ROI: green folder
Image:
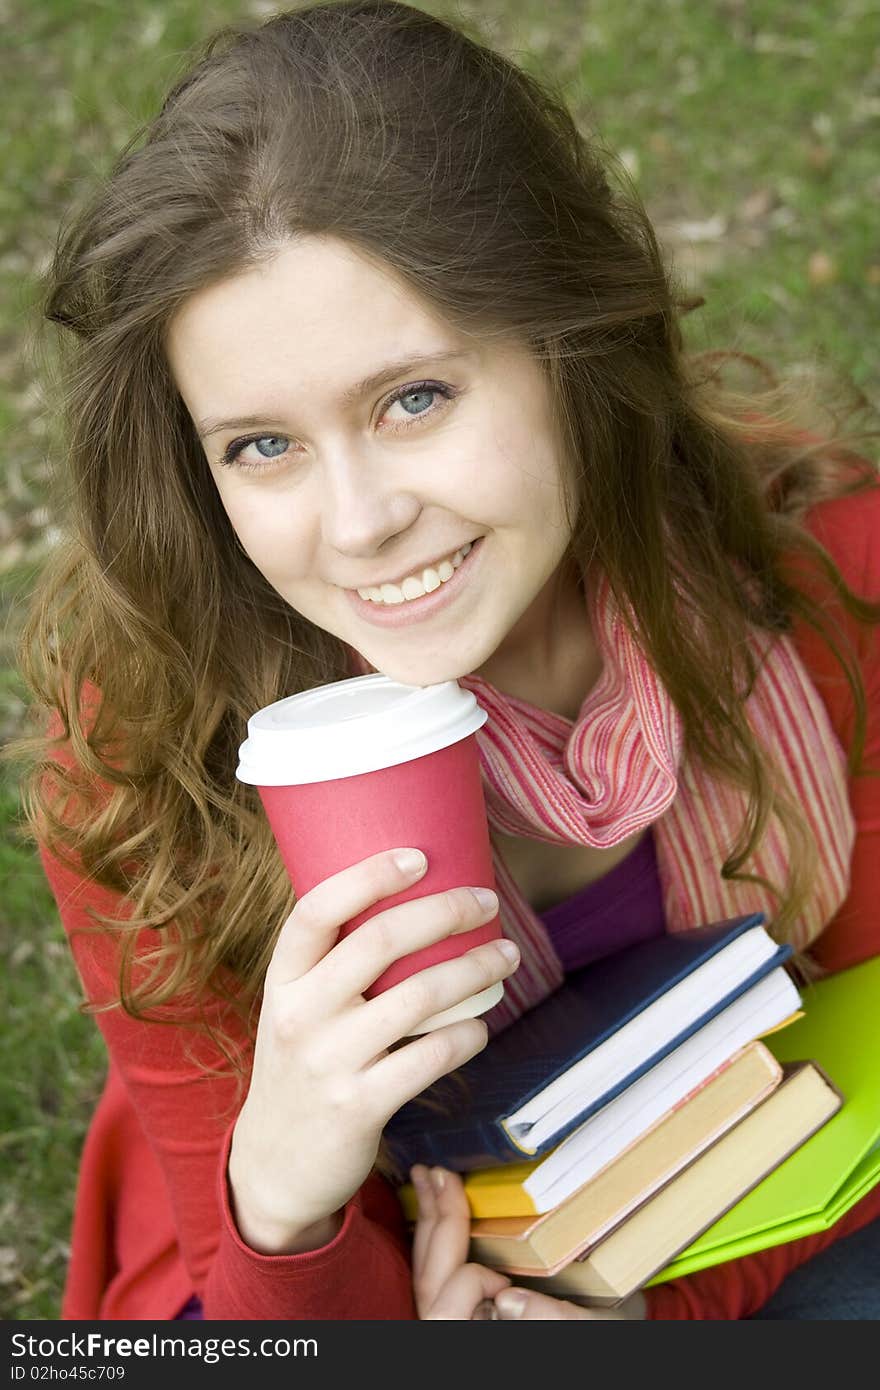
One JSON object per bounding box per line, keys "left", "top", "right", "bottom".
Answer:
{"left": 646, "top": 953, "right": 880, "bottom": 1286}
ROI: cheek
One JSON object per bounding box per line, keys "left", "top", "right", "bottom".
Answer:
{"left": 474, "top": 402, "right": 569, "bottom": 517}
{"left": 480, "top": 450, "right": 569, "bottom": 531}
{"left": 214, "top": 481, "right": 312, "bottom": 580}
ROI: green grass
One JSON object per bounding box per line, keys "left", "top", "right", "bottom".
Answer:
{"left": 2, "top": 0, "right": 878, "bottom": 1320}
{"left": 1, "top": 754, "right": 107, "bottom": 1319}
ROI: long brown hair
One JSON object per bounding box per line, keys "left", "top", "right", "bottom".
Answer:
{"left": 6, "top": 2, "right": 879, "bottom": 1111}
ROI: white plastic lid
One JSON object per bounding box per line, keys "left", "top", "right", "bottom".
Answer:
{"left": 235, "top": 673, "right": 488, "bottom": 785}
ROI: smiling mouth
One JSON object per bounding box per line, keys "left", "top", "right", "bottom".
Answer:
{"left": 352, "top": 540, "right": 477, "bottom": 605}
{"left": 344, "top": 536, "right": 484, "bottom": 625}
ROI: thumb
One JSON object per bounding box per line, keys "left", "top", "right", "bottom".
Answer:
{"left": 494, "top": 1287, "right": 594, "bottom": 1320}
{"left": 494, "top": 1287, "right": 645, "bottom": 1320}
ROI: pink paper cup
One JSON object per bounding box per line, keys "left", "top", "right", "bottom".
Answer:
{"left": 236, "top": 674, "right": 504, "bottom": 1033}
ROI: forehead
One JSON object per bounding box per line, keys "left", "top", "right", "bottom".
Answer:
{"left": 166, "top": 237, "right": 457, "bottom": 374}
{"left": 163, "top": 239, "right": 487, "bottom": 436}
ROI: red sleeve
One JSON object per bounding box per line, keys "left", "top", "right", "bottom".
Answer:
{"left": 39, "top": 755, "right": 416, "bottom": 1320}
{"left": 646, "top": 484, "right": 880, "bottom": 1320}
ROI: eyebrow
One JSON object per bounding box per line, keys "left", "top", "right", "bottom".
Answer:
{"left": 195, "top": 350, "right": 474, "bottom": 439}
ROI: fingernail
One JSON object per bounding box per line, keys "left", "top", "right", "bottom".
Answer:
{"left": 430, "top": 1167, "right": 447, "bottom": 1193}
{"left": 472, "top": 887, "right": 498, "bottom": 913}
{"left": 410, "top": 1165, "right": 427, "bottom": 1189}
{"left": 495, "top": 1289, "right": 526, "bottom": 1318}
{"left": 395, "top": 848, "right": 426, "bottom": 875}
{"left": 496, "top": 939, "right": 520, "bottom": 964}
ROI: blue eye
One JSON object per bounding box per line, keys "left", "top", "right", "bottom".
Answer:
{"left": 380, "top": 381, "right": 457, "bottom": 429}
{"left": 217, "top": 379, "right": 458, "bottom": 472}
{"left": 217, "top": 435, "right": 291, "bottom": 472}
{"left": 390, "top": 386, "right": 441, "bottom": 418}
{"left": 248, "top": 436, "right": 287, "bottom": 458}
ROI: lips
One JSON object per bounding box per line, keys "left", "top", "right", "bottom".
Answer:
{"left": 355, "top": 542, "right": 474, "bottom": 605}
{"left": 349, "top": 541, "right": 477, "bottom": 598}
{"left": 343, "top": 536, "right": 484, "bottom": 629}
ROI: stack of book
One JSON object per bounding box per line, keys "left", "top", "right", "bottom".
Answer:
{"left": 387, "top": 918, "right": 880, "bottom": 1307}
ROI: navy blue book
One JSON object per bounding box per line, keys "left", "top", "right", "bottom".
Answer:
{"left": 383, "top": 913, "right": 795, "bottom": 1174}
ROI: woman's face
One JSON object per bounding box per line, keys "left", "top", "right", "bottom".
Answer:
{"left": 166, "top": 236, "right": 576, "bottom": 688}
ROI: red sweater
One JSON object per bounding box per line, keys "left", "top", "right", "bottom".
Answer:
{"left": 41, "top": 487, "right": 880, "bottom": 1321}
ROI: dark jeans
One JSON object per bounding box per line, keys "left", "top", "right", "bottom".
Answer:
{"left": 749, "top": 1216, "right": 880, "bottom": 1320}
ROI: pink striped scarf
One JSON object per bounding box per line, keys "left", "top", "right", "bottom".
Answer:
{"left": 351, "top": 569, "right": 855, "bottom": 1036}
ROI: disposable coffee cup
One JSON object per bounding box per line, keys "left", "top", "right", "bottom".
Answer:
{"left": 235, "top": 674, "right": 505, "bottom": 1033}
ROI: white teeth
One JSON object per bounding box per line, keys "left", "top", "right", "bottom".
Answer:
{"left": 356, "top": 541, "right": 475, "bottom": 605}
{"left": 379, "top": 583, "right": 405, "bottom": 605}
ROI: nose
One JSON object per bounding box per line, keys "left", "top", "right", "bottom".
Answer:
{"left": 319, "top": 447, "right": 420, "bottom": 558}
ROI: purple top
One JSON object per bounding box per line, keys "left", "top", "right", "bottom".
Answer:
{"left": 537, "top": 827, "right": 666, "bottom": 971}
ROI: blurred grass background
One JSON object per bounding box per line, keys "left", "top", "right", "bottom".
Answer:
{"left": 2, "top": 0, "right": 878, "bottom": 1319}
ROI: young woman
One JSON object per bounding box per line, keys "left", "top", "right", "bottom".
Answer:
{"left": 8, "top": 1, "right": 879, "bottom": 1320}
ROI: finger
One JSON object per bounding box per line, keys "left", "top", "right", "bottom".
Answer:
{"left": 308, "top": 883, "right": 501, "bottom": 1010}
{"left": 470, "top": 1298, "right": 500, "bottom": 1320}
{"left": 409, "top": 1165, "right": 439, "bottom": 1286}
{"left": 494, "top": 1288, "right": 586, "bottom": 1320}
{"left": 367, "top": 1014, "right": 491, "bottom": 1114}
{"left": 267, "top": 847, "right": 428, "bottom": 984}
{"left": 411, "top": 1168, "right": 472, "bottom": 1309}
{"left": 339, "top": 936, "right": 517, "bottom": 1063}
{"left": 421, "top": 1263, "right": 512, "bottom": 1320}
{"left": 494, "top": 1287, "right": 635, "bottom": 1320}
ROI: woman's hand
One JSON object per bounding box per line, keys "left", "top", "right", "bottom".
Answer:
{"left": 411, "top": 1164, "right": 514, "bottom": 1318}
{"left": 411, "top": 1165, "right": 648, "bottom": 1320}
{"left": 227, "top": 848, "right": 519, "bottom": 1254}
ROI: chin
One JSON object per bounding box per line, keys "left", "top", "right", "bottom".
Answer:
{"left": 353, "top": 620, "right": 504, "bottom": 690}
{"left": 364, "top": 646, "right": 480, "bottom": 689}
{"left": 373, "top": 661, "right": 465, "bottom": 689}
